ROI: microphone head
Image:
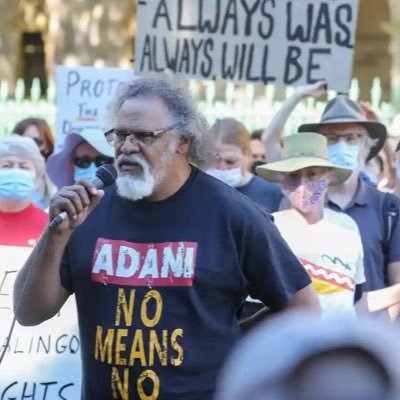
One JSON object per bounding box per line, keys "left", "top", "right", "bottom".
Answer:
{"left": 95, "top": 164, "right": 118, "bottom": 188}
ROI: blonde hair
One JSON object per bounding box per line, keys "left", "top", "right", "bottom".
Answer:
{"left": 211, "top": 118, "right": 251, "bottom": 154}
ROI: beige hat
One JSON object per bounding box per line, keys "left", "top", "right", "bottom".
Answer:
{"left": 256, "top": 132, "right": 352, "bottom": 185}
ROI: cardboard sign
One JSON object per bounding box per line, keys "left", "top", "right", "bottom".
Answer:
{"left": 135, "top": 0, "right": 359, "bottom": 91}
{"left": 0, "top": 246, "right": 81, "bottom": 399}
{"left": 55, "top": 66, "right": 134, "bottom": 151}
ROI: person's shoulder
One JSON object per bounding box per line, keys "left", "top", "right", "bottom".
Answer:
{"left": 324, "top": 208, "right": 360, "bottom": 233}
{"left": 197, "top": 170, "right": 272, "bottom": 220}
{"left": 272, "top": 209, "right": 291, "bottom": 222}
{"left": 27, "top": 205, "right": 49, "bottom": 228}
{"left": 251, "top": 175, "right": 281, "bottom": 189}
{"left": 30, "top": 204, "right": 48, "bottom": 219}
{"left": 270, "top": 209, "right": 292, "bottom": 229}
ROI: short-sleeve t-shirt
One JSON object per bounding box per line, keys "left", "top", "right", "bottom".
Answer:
{"left": 273, "top": 208, "right": 365, "bottom": 318}
{"left": 236, "top": 175, "right": 282, "bottom": 213}
{"left": 60, "top": 167, "right": 310, "bottom": 400}
{"left": 327, "top": 179, "right": 400, "bottom": 291}
{"left": 0, "top": 204, "right": 48, "bottom": 247}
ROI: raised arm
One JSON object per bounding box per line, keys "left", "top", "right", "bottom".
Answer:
{"left": 13, "top": 181, "right": 104, "bottom": 326}
{"left": 263, "top": 80, "right": 327, "bottom": 162}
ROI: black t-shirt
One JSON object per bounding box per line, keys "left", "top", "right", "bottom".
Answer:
{"left": 236, "top": 175, "right": 283, "bottom": 213}
{"left": 60, "top": 167, "right": 310, "bottom": 400}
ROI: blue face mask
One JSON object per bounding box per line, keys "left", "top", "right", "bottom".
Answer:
{"left": 206, "top": 168, "right": 243, "bottom": 187}
{"left": 74, "top": 163, "right": 97, "bottom": 183}
{"left": 328, "top": 142, "right": 359, "bottom": 170}
{"left": 0, "top": 169, "right": 35, "bottom": 201}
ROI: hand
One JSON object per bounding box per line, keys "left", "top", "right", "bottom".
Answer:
{"left": 359, "top": 101, "right": 380, "bottom": 121}
{"left": 49, "top": 180, "right": 104, "bottom": 232}
{"left": 294, "top": 80, "right": 327, "bottom": 100}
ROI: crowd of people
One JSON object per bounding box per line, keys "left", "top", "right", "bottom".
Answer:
{"left": 3, "top": 77, "right": 400, "bottom": 399}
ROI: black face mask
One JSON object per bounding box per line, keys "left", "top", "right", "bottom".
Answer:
{"left": 251, "top": 161, "right": 266, "bottom": 175}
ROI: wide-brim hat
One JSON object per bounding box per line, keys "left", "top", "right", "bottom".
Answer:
{"left": 298, "top": 95, "right": 387, "bottom": 160}
{"left": 46, "top": 128, "right": 114, "bottom": 189}
{"left": 256, "top": 132, "right": 352, "bottom": 185}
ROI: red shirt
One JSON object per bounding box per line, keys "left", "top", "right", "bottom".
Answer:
{"left": 0, "top": 204, "right": 48, "bottom": 247}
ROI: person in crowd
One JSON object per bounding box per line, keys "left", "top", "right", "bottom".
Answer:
{"left": 0, "top": 135, "right": 48, "bottom": 247}
{"left": 215, "top": 312, "right": 400, "bottom": 400}
{"left": 258, "top": 132, "right": 400, "bottom": 317}
{"left": 262, "top": 86, "right": 400, "bottom": 321}
{"left": 46, "top": 128, "right": 114, "bottom": 190}
{"left": 14, "top": 78, "right": 319, "bottom": 400}
{"left": 391, "top": 139, "right": 400, "bottom": 198}
{"left": 362, "top": 155, "right": 385, "bottom": 187}
{"left": 13, "top": 117, "right": 56, "bottom": 209}
{"left": 13, "top": 117, "right": 55, "bottom": 160}
{"left": 257, "top": 132, "right": 364, "bottom": 318}
{"left": 206, "top": 118, "right": 282, "bottom": 213}
{"left": 249, "top": 129, "right": 267, "bottom": 173}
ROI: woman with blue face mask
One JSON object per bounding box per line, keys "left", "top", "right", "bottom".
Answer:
{"left": 46, "top": 128, "right": 114, "bottom": 190}
{"left": 0, "top": 135, "right": 49, "bottom": 247}
{"left": 206, "top": 118, "right": 283, "bottom": 213}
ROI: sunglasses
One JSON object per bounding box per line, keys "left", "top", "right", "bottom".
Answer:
{"left": 73, "top": 155, "right": 114, "bottom": 169}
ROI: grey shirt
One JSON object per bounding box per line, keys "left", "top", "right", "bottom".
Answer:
{"left": 327, "top": 179, "right": 400, "bottom": 291}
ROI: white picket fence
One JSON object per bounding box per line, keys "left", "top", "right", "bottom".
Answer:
{"left": 0, "top": 77, "right": 396, "bottom": 137}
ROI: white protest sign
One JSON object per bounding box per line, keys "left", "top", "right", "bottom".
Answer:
{"left": 136, "top": 0, "right": 359, "bottom": 92}
{"left": 55, "top": 66, "right": 134, "bottom": 151}
{"left": 0, "top": 246, "right": 81, "bottom": 400}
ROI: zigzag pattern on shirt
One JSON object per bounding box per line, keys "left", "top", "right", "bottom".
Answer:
{"left": 299, "top": 258, "right": 355, "bottom": 291}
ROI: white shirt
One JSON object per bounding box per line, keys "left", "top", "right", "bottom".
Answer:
{"left": 273, "top": 208, "right": 365, "bottom": 318}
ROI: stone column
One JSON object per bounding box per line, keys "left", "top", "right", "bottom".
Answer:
{"left": 353, "top": 0, "right": 391, "bottom": 102}
{"left": 0, "top": 1, "right": 20, "bottom": 89}
{"left": 387, "top": 0, "right": 400, "bottom": 108}
{"left": 45, "top": 0, "right": 136, "bottom": 78}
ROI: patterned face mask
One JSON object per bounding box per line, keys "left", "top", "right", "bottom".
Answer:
{"left": 283, "top": 178, "right": 329, "bottom": 213}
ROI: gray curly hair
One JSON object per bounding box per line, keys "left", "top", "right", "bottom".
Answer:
{"left": 107, "top": 78, "right": 215, "bottom": 169}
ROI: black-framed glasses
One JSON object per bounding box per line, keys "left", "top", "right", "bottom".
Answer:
{"left": 104, "top": 125, "right": 177, "bottom": 148}
{"left": 73, "top": 155, "right": 114, "bottom": 169}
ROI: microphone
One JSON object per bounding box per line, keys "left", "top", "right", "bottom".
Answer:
{"left": 48, "top": 164, "right": 117, "bottom": 230}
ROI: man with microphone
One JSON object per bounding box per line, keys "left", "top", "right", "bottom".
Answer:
{"left": 14, "top": 78, "right": 319, "bottom": 400}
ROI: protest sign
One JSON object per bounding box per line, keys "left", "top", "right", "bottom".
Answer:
{"left": 55, "top": 66, "right": 134, "bottom": 151}
{"left": 0, "top": 246, "right": 81, "bottom": 399}
{"left": 135, "top": 0, "right": 359, "bottom": 92}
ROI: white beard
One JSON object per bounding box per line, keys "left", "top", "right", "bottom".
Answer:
{"left": 115, "top": 141, "right": 177, "bottom": 201}
{"left": 116, "top": 166, "right": 155, "bottom": 201}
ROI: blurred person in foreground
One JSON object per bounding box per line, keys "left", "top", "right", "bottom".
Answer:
{"left": 215, "top": 311, "right": 400, "bottom": 400}
{"left": 46, "top": 128, "right": 114, "bottom": 190}
{"left": 14, "top": 78, "right": 318, "bottom": 399}
{"left": 207, "top": 118, "right": 282, "bottom": 213}
{"left": 0, "top": 135, "right": 48, "bottom": 247}
{"left": 13, "top": 117, "right": 54, "bottom": 160}
{"left": 262, "top": 83, "right": 400, "bottom": 321}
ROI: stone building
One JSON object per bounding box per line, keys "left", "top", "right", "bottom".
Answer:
{"left": 0, "top": 0, "right": 399, "bottom": 103}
